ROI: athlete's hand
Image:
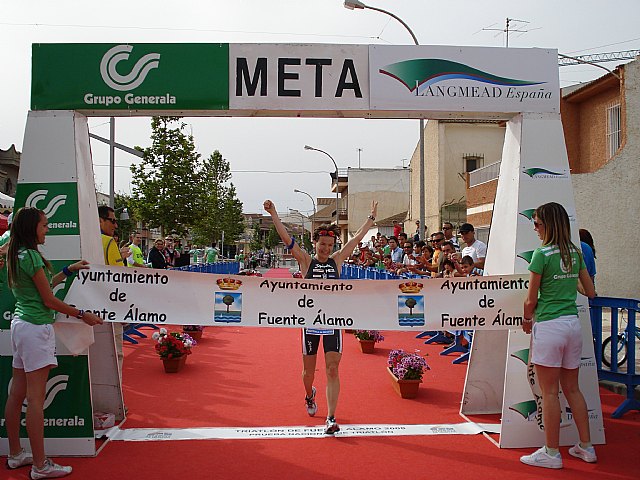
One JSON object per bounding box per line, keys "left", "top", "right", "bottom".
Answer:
{"left": 263, "top": 200, "right": 277, "bottom": 215}
{"left": 370, "top": 200, "right": 378, "bottom": 219}
{"left": 522, "top": 318, "right": 533, "bottom": 334}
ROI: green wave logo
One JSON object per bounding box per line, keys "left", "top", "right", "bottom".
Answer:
{"left": 509, "top": 400, "right": 538, "bottom": 420}
{"left": 522, "top": 168, "right": 564, "bottom": 178}
{"left": 517, "top": 250, "right": 535, "bottom": 264}
{"left": 510, "top": 348, "right": 530, "bottom": 365}
{"left": 518, "top": 209, "right": 536, "bottom": 221}
{"left": 379, "top": 58, "right": 544, "bottom": 92}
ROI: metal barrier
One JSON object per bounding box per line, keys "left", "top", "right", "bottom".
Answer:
{"left": 340, "top": 264, "right": 429, "bottom": 280}
{"left": 589, "top": 296, "right": 640, "bottom": 418}
{"left": 174, "top": 261, "right": 240, "bottom": 275}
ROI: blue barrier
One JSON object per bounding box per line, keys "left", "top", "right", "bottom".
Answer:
{"left": 589, "top": 296, "right": 640, "bottom": 418}
{"left": 173, "top": 261, "right": 240, "bottom": 274}
{"left": 340, "top": 264, "right": 430, "bottom": 280}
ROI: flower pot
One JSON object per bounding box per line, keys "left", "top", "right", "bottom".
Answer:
{"left": 184, "top": 329, "right": 203, "bottom": 342}
{"left": 387, "top": 367, "right": 421, "bottom": 399}
{"left": 162, "top": 355, "right": 187, "bottom": 373}
{"left": 358, "top": 339, "right": 376, "bottom": 354}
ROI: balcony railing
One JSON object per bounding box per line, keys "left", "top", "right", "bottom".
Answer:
{"left": 468, "top": 161, "right": 501, "bottom": 187}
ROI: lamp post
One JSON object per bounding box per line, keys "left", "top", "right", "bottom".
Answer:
{"left": 294, "top": 188, "right": 316, "bottom": 233}
{"left": 344, "top": 0, "right": 425, "bottom": 240}
{"left": 304, "top": 145, "right": 339, "bottom": 230}
{"left": 289, "top": 209, "right": 306, "bottom": 247}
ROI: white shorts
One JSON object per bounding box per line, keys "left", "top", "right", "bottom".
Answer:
{"left": 11, "top": 317, "right": 58, "bottom": 372}
{"left": 530, "top": 315, "right": 582, "bottom": 369}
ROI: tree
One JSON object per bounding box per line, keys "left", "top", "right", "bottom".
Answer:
{"left": 405, "top": 297, "right": 417, "bottom": 314}
{"left": 264, "top": 225, "right": 280, "bottom": 250}
{"left": 190, "top": 150, "right": 244, "bottom": 248}
{"left": 130, "top": 117, "right": 203, "bottom": 237}
{"left": 250, "top": 222, "right": 263, "bottom": 251}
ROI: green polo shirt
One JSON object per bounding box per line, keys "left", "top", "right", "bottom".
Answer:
{"left": 528, "top": 244, "right": 586, "bottom": 322}
{"left": 12, "top": 248, "right": 55, "bottom": 325}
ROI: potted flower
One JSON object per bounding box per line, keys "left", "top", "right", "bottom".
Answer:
{"left": 387, "top": 349, "right": 430, "bottom": 398}
{"left": 152, "top": 328, "right": 196, "bottom": 373}
{"left": 353, "top": 330, "right": 384, "bottom": 354}
{"left": 182, "top": 325, "right": 205, "bottom": 342}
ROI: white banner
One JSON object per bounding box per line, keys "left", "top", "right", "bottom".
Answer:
{"left": 107, "top": 422, "right": 501, "bottom": 441}
{"left": 61, "top": 265, "right": 529, "bottom": 332}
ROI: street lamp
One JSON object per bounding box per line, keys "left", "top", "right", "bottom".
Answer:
{"left": 294, "top": 188, "right": 316, "bottom": 233}
{"left": 344, "top": 0, "right": 425, "bottom": 240}
{"left": 304, "top": 145, "right": 339, "bottom": 230}
{"left": 288, "top": 209, "right": 306, "bottom": 245}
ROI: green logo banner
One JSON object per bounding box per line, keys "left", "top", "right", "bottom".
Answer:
{"left": 14, "top": 182, "right": 79, "bottom": 236}
{"left": 0, "top": 355, "right": 93, "bottom": 438}
{"left": 32, "top": 43, "right": 229, "bottom": 111}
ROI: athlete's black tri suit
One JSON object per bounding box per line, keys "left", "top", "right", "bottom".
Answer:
{"left": 302, "top": 257, "right": 343, "bottom": 355}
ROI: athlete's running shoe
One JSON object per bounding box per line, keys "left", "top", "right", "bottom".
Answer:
{"left": 520, "top": 446, "right": 563, "bottom": 469}
{"left": 305, "top": 386, "right": 317, "bottom": 417}
{"left": 6, "top": 448, "right": 33, "bottom": 469}
{"left": 325, "top": 416, "right": 340, "bottom": 435}
{"left": 569, "top": 443, "right": 597, "bottom": 463}
{"left": 30, "top": 458, "right": 72, "bottom": 479}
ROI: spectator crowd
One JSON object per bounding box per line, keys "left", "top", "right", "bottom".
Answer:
{"left": 347, "top": 221, "right": 487, "bottom": 279}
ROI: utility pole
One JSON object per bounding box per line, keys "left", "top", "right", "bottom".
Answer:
{"left": 357, "top": 148, "right": 363, "bottom": 168}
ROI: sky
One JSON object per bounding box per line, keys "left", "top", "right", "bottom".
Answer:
{"left": 2, "top": 0, "right": 639, "bottom": 217}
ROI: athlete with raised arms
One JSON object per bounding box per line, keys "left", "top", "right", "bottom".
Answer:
{"left": 264, "top": 199, "right": 377, "bottom": 434}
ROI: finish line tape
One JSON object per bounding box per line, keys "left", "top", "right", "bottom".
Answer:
{"left": 106, "top": 422, "right": 501, "bottom": 441}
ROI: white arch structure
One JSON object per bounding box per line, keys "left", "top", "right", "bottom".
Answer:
{"left": 0, "top": 43, "right": 603, "bottom": 455}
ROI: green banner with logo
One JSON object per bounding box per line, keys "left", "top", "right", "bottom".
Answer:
{"left": 14, "top": 182, "right": 79, "bottom": 236}
{"left": 0, "top": 355, "right": 93, "bottom": 438}
{"left": 32, "top": 43, "right": 229, "bottom": 111}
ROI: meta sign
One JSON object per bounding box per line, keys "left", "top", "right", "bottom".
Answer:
{"left": 31, "top": 43, "right": 558, "bottom": 118}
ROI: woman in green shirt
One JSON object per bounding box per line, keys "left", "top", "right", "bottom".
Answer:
{"left": 4, "top": 207, "right": 102, "bottom": 479}
{"left": 520, "top": 202, "right": 596, "bottom": 470}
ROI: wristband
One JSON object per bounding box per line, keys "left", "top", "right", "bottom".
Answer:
{"left": 368, "top": 215, "right": 375, "bottom": 221}
{"left": 76, "top": 309, "right": 85, "bottom": 319}
{"left": 62, "top": 266, "right": 74, "bottom": 277}
{"left": 287, "top": 237, "right": 295, "bottom": 250}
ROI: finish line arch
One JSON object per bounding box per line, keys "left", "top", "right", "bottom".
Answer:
{"left": 0, "top": 42, "right": 603, "bottom": 455}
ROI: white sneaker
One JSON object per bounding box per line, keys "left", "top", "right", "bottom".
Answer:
{"left": 325, "top": 416, "right": 340, "bottom": 435}
{"left": 305, "top": 386, "right": 317, "bottom": 417}
{"left": 30, "top": 458, "right": 72, "bottom": 479}
{"left": 569, "top": 443, "right": 597, "bottom": 463}
{"left": 520, "top": 446, "right": 563, "bottom": 469}
{"left": 6, "top": 448, "right": 33, "bottom": 469}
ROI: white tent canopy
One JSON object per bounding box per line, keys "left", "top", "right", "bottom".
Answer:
{"left": 0, "top": 191, "right": 14, "bottom": 208}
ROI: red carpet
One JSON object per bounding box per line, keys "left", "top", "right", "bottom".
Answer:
{"left": 7, "top": 268, "right": 638, "bottom": 479}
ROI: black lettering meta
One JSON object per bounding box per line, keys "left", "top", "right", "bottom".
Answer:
{"left": 305, "top": 58, "right": 332, "bottom": 97}
{"left": 236, "top": 57, "right": 267, "bottom": 96}
{"left": 336, "top": 59, "right": 362, "bottom": 98}
{"left": 278, "top": 58, "right": 301, "bottom": 97}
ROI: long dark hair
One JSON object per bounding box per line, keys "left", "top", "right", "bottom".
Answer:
{"left": 579, "top": 228, "right": 596, "bottom": 258}
{"left": 534, "top": 202, "right": 581, "bottom": 272}
{"left": 7, "top": 207, "right": 51, "bottom": 288}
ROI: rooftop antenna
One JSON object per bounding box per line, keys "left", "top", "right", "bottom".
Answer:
{"left": 357, "top": 148, "right": 363, "bottom": 168}
{"left": 481, "top": 18, "right": 533, "bottom": 47}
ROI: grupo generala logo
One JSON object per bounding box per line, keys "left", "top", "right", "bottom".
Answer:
{"left": 26, "top": 189, "right": 67, "bottom": 218}
{"left": 522, "top": 167, "right": 568, "bottom": 179}
{"left": 379, "top": 58, "right": 549, "bottom": 102}
{"left": 5, "top": 375, "right": 86, "bottom": 427}
{"left": 100, "top": 44, "right": 160, "bottom": 91}
{"left": 84, "top": 44, "right": 176, "bottom": 107}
